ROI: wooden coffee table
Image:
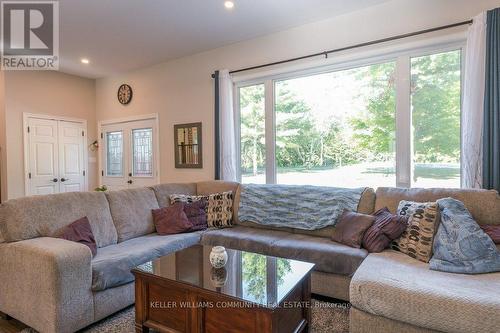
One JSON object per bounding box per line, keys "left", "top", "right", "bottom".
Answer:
{"left": 132, "top": 245, "right": 315, "bottom": 333}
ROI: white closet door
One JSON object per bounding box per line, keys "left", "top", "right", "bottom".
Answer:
{"left": 58, "top": 121, "right": 86, "bottom": 193}
{"left": 27, "top": 118, "right": 60, "bottom": 195}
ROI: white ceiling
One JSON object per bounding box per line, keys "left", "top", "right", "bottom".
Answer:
{"left": 59, "top": 0, "right": 390, "bottom": 78}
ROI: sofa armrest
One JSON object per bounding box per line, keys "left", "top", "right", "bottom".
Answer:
{"left": 0, "top": 237, "right": 94, "bottom": 333}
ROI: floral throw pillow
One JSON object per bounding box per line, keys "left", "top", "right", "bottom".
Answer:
{"left": 170, "top": 191, "right": 233, "bottom": 228}
{"left": 391, "top": 200, "right": 440, "bottom": 263}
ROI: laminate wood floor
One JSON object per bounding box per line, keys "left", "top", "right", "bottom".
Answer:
{"left": 0, "top": 315, "right": 27, "bottom": 333}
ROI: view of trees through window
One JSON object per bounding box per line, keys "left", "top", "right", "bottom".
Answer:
{"left": 411, "top": 51, "right": 461, "bottom": 187}
{"left": 239, "top": 49, "right": 461, "bottom": 188}
{"left": 239, "top": 84, "right": 266, "bottom": 183}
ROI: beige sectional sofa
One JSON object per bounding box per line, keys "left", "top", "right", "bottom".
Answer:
{"left": 350, "top": 187, "right": 500, "bottom": 333}
{"left": 0, "top": 181, "right": 499, "bottom": 333}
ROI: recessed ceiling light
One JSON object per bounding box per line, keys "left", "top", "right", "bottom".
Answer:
{"left": 80, "top": 58, "right": 90, "bottom": 64}
{"left": 224, "top": 1, "right": 234, "bottom": 9}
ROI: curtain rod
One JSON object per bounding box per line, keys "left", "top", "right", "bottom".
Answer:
{"left": 211, "top": 19, "right": 472, "bottom": 78}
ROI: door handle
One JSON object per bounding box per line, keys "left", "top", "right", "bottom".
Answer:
{"left": 52, "top": 178, "right": 58, "bottom": 182}
{"left": 127, "top": 180, "right": 133, "bottom": 184}
{"left": 60, "top": 178, "right": 68, "bottom": 182}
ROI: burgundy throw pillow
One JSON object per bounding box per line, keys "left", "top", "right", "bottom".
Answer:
{"left": 362, "top": 207, "right": 408, "bottom": 253}
{"left": 184, "top": 199, "right": 208, "bottom": 232}
{"left": 152, "top": 202, "right": 193, "bottom": 235}
{"left": 58, "top": 216, "right": 97, "bottom": 257}
{"left": 480, "top": 224, "right": 500, "bottom": 244}
{"left": 332, "top": 210, "right": 375, "bottom": 248}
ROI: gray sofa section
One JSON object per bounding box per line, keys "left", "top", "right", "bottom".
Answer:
{"left": 202, "top": 226, "right": 367, "bottom": 275}
{"left": 105, "top": 187, "right": 159, "bottom": 242}
{"left": 0, "top": 191, "right": 117, "bottom": 247}
{"left": 1, "top": 182, "right": 500, "bottom": 333}
{"left": 91, "top": 232, "right": 202, "bottom": 291}
{"left": 0, "top": 237, "right": 94, "bottom": 333}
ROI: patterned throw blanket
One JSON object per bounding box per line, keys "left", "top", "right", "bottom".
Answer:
{"left": 238, "top": 184, "right": 366, "bottom": 230}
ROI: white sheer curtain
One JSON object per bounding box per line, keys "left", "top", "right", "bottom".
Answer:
{"left": 218, "top": 69, "right": 238, "bottom": 181}
{"left": 462, "top": 13, "right": 487, "bottom": 188}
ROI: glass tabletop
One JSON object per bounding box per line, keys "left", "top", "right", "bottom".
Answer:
{"left": 134, "top": 245, "right": 315, "bottom": 308}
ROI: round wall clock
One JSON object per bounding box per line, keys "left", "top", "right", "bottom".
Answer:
{"left": 117, "top": 84, "right": 133, "bottom": 105}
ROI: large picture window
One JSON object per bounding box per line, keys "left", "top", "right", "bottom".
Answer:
{"left": 411, "top": 50, "right": 461, "bottom": 188}
{"left": 238, "top": 48, "right": 462, "bottom": 188}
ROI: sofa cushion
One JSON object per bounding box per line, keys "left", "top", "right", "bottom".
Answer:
{"left": 0, "top": 192, "right": 117, "bottom": 247}
{"left": 481, "top": 224, "right": 500, "bottom": 244}
{"left": 57, "top": 216, "right": 97, "bottom": 257}
{"left": 362, "top": 207, "right": 408, "bottom": 253}
{"left": 171, "top": 192, "right": 234, "bottom": 228}
{"left": 391, "top": 200, "right": 439, "bottom": 263}
{"left": 201, "top": 225, "right": 284, "bottom": 254}
{"left": 332, "top": 210, "right": 374, "bottom": 248}
{"left": 350, "top": 250, "right": 500, "bottom": 333}
{"left": 375, "top": 187, "right": 500, "bottom": 225}
{"left": 152, "top": 203, "right": 193, "bottom": 235}
{"left": 184, "top": 199, "right": 208, "bottom": 231}
{"left": 91, "top": 232, "right": 202, "bottom": 291}
{"left": 150, "top": 183, "right": 197, "bottom": 208}
{"left": 106, "top": 188, "right": 159, "bottom": 242}
{"left": 201, "top": 226, "right": 368, "bottom": 275}
{"left": 196, "top": 180, "right": 240, "bottom": 213}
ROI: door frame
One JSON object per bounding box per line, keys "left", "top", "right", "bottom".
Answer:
{"left": 23, "top": 112, "right": 89, "bottom": 196}
{"left": 98, "top": 113, "right": 160, "bottom": 187}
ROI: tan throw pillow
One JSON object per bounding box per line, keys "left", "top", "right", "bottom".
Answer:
{"left": 391, "top": 200, "right": 440, "bottom": 263}
{"left": 170, "top": 191, "right": 233, "bottom": 228}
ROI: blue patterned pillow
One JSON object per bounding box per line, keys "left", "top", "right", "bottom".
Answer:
{"left": 430, "top": 198, "right": 500, "bottom": 274}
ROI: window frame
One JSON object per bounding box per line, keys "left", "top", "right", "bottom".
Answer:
{"left": 235, "top": 41, "right": 465, "bottom": 188}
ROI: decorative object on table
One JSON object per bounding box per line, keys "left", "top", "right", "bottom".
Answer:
{"left": 430, "top": 198, "right": 500, "bottom": 274}
{"left": 391, "top": 200, "right": 439, "bottom": 263}
{"left": 170, "top": 191, "right": 233, "bottom": 228}
{"left": 331, "top": 210, "right": 374, "bottom": 248}
{"left": 117, "top": 84, "right": 133, "bottom": 105}
{"left": 174, "top": 122, "right": 202, "bottom": 168}
{"left": 88, "top": 140, "right": 99, "bottom": 152}
{"left": 94, "top": 185, "right": 108, "bottom": 192}
{"left": 362, "top": 207, "right": 409, "bottom": 253}
{"left": 210, "top": 267, "right": 228, "bottom": 288}
{"left": 209, "top": 246, "right": 228, "bottom": 268}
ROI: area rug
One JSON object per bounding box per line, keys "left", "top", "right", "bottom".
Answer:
{"left": 20, "top": 299, "right": 350, "bottom": 333}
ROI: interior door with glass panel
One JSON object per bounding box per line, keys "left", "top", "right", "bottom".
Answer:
{"left": 101, "top": 118, "right": 158, "bottom": 190}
